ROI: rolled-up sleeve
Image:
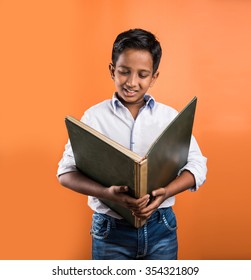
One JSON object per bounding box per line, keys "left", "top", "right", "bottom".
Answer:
{"left": 57, "top": 113, "right": 92, "bottom": 178}
{"left": 57, "top": 139, "right": 78, "bottom": 177}
{"left": 178, "top": 135, "right": 207, "bottom": 191}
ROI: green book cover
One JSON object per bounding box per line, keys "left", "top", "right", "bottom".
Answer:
{"left": 65, "top": 97, "right": 197, "bottom": 228}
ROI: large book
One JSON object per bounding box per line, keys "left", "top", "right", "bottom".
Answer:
{"left": 65, "top": 97, "right": 197, "bottom": 228}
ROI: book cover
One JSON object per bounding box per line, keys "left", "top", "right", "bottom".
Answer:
{"left": 65, "top": 97, "right": 197, "bottom": 227}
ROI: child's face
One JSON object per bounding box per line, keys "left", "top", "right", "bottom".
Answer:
{"left": 109, "top": 49, "right": 159, "bottom": 106}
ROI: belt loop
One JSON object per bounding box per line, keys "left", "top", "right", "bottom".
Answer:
{"left": 109, "top": 216, "right": 117, "bottom": 229}
{"left": 157, "top": 209, "right": 163, "bottom": 223}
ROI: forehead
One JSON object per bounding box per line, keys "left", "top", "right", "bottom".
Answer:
{"left": 116, "top": 49, "right": 153, "bottom": 70}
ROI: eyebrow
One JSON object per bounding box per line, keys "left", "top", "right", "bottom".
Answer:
{"left": 118, "top": 65, "right": 151, "bottom": 73}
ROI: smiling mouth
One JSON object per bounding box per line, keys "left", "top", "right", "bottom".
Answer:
{"left": 123, "top": 88, "right": 138, "bottom": 96}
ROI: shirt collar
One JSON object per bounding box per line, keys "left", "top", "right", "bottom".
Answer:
{"left": 112, "top": 93, "right": 155, "bottom": 111}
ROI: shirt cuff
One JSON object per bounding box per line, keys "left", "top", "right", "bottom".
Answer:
{"left": 178, "top": 159, "right": 207, "bottom": 192}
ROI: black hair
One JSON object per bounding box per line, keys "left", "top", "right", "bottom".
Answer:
{"left": 112, "top": 28, "right": 162, "bottom": 74}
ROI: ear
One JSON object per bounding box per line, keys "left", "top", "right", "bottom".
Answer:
{"left": 109, "top": 63, "right": 115, "bottom": 80}
{"left": 150, "top": 71, "right": 159, "bottom": 88}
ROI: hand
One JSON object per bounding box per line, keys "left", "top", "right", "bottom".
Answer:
{"left": 104, "top": 185, "right": 150, "bottom": 213}
{"left": 132, "top": 187, "right": 168, "bottom": 220}
{"left": 133, "top": 171, "right": 196, "bottom": 219}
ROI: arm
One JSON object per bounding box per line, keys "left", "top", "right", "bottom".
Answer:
{"left": 58, "top": 138, "right": 150, "bottom": 212}
{"left": 133, "top": 136, "right": 207, "bottom": 219}
{"left": 59, "top": 171, "right": 150, "bottom": 212}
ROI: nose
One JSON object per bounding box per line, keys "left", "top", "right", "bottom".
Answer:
{"left": 126, "top": 73, "right": 138, "bottom": 88}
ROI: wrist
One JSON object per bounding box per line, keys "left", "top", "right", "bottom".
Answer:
{"left": 163, "top": 186, "right": 170, "bottom": 200}
{"left": 99, "top": 186, "right": 110, "bottom": 200}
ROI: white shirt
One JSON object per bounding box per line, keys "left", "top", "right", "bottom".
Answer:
{"left": 57, "top": 94, "right": 207, "bottom": 218}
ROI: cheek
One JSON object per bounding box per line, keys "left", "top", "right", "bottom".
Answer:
{"left": 142, "top": 79, "right": 154, "bottom": 89}
{"left": 114, "top": 75, "right": 126, "bottom": 86}
{"left": 148, "top": 77, "right": 157, "bottom": 88}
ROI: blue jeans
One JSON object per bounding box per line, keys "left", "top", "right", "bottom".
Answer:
{"left": 90, "top": 207, "right": 178, "bottom": 260}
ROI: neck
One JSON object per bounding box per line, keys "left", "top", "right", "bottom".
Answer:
{"left": 116, "top": 93, "right": 145, "bottom": 106}
{"left": 116, "top": 93, "right": 145, "bottom": 119}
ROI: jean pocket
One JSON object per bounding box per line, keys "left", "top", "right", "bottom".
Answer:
{"left": 162, "top": 208, "right": 177, "bottom": 232}
{"left": 90, "top": 213, "right": 111, "bottom": 240}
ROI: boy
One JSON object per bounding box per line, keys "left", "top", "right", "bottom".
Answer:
{"left": 57, "top": 29, "right": 207, "bottom": 260}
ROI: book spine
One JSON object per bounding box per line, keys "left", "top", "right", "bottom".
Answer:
{"left": 134, "top": 159, "right": 148, "bottom": 228}
{"left": 134, "top": 159, "right": 148, "bottom": 198}
{"left": 139, "top": 159, "right": 148, "bottom": 197}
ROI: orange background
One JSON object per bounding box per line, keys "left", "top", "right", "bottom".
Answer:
{"left": 1, "top": 0, "right": 251, "bottom": 259}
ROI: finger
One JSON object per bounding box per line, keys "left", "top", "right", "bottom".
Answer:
{"left": 131, "top": 212, "right": 147, "bottom": 222}
{"left": 137, "top": 196, "right": 151, "bottom": 208}
{"left": 112, "top": 185, "right": 128, "bottom": 193}
{"left": 119, "top": 186, "right": 128, "bottom": 192}
{"left": 126, "top": 193, "right": 150, "bottom": 205}
{"left": 133, "top": 209, "right": 154, "bottom": 219}
{"left": 127, "top": 196, "right": 150, "bottom": 210}
{"left": 133, "top": 205, "right": 154, "bottom": 216}
{"left": 134, "top": 197, "right": 160, "bottom": 215}
{"left": 130, "top": 201, "right": 149, "bottom": 212}
{"left": 137, "top": 194, "right": 150, "bottom": 204}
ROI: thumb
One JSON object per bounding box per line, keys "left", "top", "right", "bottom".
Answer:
{"left": 152, "top": 188, "right": 166, "bottom": 197}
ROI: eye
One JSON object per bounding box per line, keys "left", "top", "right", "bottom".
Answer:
{"left": 118, "top": 70, "right": 130, "bottom": 75}
{"left": 139, "top": 73, "right": 150, "bottom": 79}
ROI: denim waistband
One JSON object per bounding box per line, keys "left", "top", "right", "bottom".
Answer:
{"left": 95, "top": 207, "right": 172, "bottom": 228}
{"left": 147, "top": 207, "right": 172, "bottom": 223}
